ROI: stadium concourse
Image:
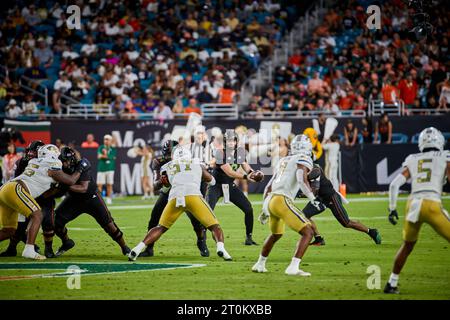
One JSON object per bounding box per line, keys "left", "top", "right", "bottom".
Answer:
{"left": 0, "top": 0, "right": 449, "bottom": 306}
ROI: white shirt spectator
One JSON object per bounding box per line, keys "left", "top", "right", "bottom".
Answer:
{"left": 62, "top": 50, "right": 80, "bottom": 60}
{"left": 111, "top": 84, "right": 125, "bottom": 96}
{"left": 240, "top": 41, "right": 259, "bottom": 57}
{"left": 22, "top": 100, "right": 38, "bottom": 114}
{"left": 103, "top": 74, "right": 119, "bottom": 87}
{"left": 153, "top": 105, "right": 174, "bottom": 120}
{"left": 211, "top": 50, "right": 224, "bottom": 60}
{"left": 198, "top": 49, "right": 210, "bottom": 62}
{"left": 126, "top": 49, "right": 140, "bottom": 61}
{"left": 105, "top": 23, "right": 120, "bottom": 36}
{"left": 320, "top": 35, "right": 336, "bottom": 48}
{"left": 218, "top": 24, "right": 231, "bottom": 35}
{"left": 81, "top": 43, "right": 97, "bottom": 56}
{"left": 124, "top": 71, "right": 138, "bottom": 88}
{"left": 54, "top": 78, "right": 72, "bottom": 93}
{"left": 154, "top": 61, "right": 169, "bottom": 72}
{"left": 6, "top": 102, "right": 22, "bottom": 118}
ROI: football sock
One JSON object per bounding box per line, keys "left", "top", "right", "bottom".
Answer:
{"left": 289, "top": 257, "right": 301, "bottom": 270}
{"left": 216, "top": 242, "right": 225, "bottom": 252}
{"left": 257, "top": 255, "right": 267, "bottom": 265}
{"left": 134, "top": 242, "right": 146, "bottom": 254}
{"left": 388, "top": 273, "right": 399, "bottom": 287}
{"left": 24, "top": 244, "right": 35, "bottom": 253}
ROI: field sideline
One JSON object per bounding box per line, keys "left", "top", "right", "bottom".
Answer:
{"left": 0, "top": 194, "right": 449, "bottom": 300}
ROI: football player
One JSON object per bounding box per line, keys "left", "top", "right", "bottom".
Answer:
{"left": 128, "top": 147, "right": 232, "bottom": 261}
{"left": 384, "top": 127, "right": 449, "bottom": 294}
{"left": 206, "top": 130, "right": 263, "bottom": 245}
{"left": 138, "top": 140, "right": 209, "bottom": 257}
{"left": 252, "top": 135, "right": 314, "bottom": 276}
{"left": 0, "top": 144, "right": 82, "bottom": 259}
{"left": 0, "top": 140, "right": 44, "bottom": 257}
{"left": 51, "top": 147, "right": 130, "bottom": 257}
{"left": 302, "top": 164, "right": 381, "bottom": 246}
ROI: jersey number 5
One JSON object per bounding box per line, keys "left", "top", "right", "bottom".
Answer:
{"left": 417, "top": 159, "right": 432, "bottom": 183}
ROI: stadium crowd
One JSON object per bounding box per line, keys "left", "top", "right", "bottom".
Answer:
{"left": 0, "top": 0, "right": 299, "bottom": 119}
{"left": 246, "top": 0, "right": 450, "bottom": 117}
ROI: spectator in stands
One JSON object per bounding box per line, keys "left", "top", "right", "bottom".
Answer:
{"left": 5, "top": 99, "right": 22, "bottom": 119}
{"left": 81, "top": 134, "right": 100, "bottom": 149}
{"left": 374, "top": 113, "right": 392, "bottom": 144}
{"left": 54, "top": 73, "right": 72, "bottom": 94}
{"left": 307, "top": 72, "right": 326, "bottom": 95}
{"left": 185, "top": 98, "right": 201, "bottom": 115}
{"left": 196, "top": 85, "right": 214, "bottom": 104}
{"left": 153, "top": 100, "right": 174, "bottom": 120}
{"left": 218, "top": 82, "right": 236, "bottom": 104}
{"left": 80, "top": 36, "right": 98, "bottom": 57}
{"left": 398, "top": 74, "right": 418, "bottom": 110}
{"left": 361, "top": 116, "right": 373, "bottom": 144}
{"left": 23, "top": 57, "right": 47, "bottom": 81}
{"left": 381, "top": 79, "right": 400, "bottom": 105}
{"left": 344, "top": 119, "right": 358, "bottom": 147}
{"left": 33, "top": 39, "right": 53, "bottom": 68}
{"left": 21, "top": 94, "right": 39, "bottom": 115}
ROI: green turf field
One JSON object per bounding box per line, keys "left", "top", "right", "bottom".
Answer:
{"left": 0, "top": 194, "right": 449, "bottom": 300}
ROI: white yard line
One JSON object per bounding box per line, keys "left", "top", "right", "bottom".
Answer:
{"left": 108, "top": 196, "right": 450, "bottom": 211}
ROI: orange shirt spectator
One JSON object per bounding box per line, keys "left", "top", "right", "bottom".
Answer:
{"left": 81, "top": 134, "right": 100, "bottom": 148}
{"left": 338, "top": 93, "right": 355, "bottom": 110}
{"left": 288, "top": 49, "right": 304, "bottom": 67}
{"left": 218, "top": 87, "right": 236, "bottom": 104}
{"left": 185, "top": 98, "right": 202, "bottom": 115}
{"left": 381, "top": 82, "right": 400, "bottom": 104}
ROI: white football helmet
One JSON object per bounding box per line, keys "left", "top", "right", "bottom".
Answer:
{"left": 418, "top": 127, "right": 445, "bottom": 152}
{"left": 172, "top": 146, "right": 192, "bottom": 161}
{"left": 38, "top": 144, "right": 61, "bottom": 160}
{"left": 290, "top": 134, "right": 312, "bottom": 155}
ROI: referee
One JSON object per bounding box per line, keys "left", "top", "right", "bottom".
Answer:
{"left": 206, "top": 130, "right": 262, "bottom": 245}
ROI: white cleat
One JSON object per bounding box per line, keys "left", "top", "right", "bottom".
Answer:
{"left": 217, "top": 248, "right": 232, "bottom": 261}
{"left": 127, "top": 250, "right": 138, "bottom": 261}
{"left": 251, "top": 263, "right": 268, "bottom": 273}
{"left": 285, "top": 267, "right": 311, "bottom": 276}
{"left": 22, "top": 249, "right": 46, "bottom": 260}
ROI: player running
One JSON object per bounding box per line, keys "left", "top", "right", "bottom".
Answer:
{"left": 0, "top": 144, "right": 82, "bottom": 260}
{"left": 302, "top": 164, "right": 381, "bottom": 246}
{"left": 252, "top": 135, "right": 315, "bottom": 276}
{"left": 384, "top": 127, "right": 449, "bottom": 294}
{"left": 128, "top": 147, "right": 232, "bottom": 261}
{"left": 51, "top": 146, "right": 131, "bottom": 257}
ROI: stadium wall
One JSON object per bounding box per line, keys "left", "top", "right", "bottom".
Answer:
{"left": 48, "top": 115, "right": 449, "bottom": 194}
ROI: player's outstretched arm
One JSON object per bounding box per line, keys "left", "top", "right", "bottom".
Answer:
{"left": 201, "top": 165, "right": 216, "bottom": 186}
{"left": 297, "top": 164, "right": 326, "bottom": 212}
{"left": 48, "top": 169, "right": 81, "bottom": 186}
{"left": 69, "top": 180, "right": 89, "bottom": 193}
{"left": 388, "top": 168, "right": 410, "bottom": 225}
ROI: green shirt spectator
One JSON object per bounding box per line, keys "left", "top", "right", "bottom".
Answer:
{"left": 97, "top": 134, "right": 116, "bottom": 204}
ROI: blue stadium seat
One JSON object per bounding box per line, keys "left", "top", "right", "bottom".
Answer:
{"left": 392, "top": 133, "right": 408, "bottom": 144}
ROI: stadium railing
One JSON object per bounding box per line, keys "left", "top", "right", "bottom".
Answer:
{"left": 200, "top": 103, "right": 239, "bottom": 119}
{"left": 241, "top": 109, "right": 366, "bottom": 119}
{"left": 368, "top": 99, "right": 448, "bottom": 116}
{"left": 19, "top": 76, "right": 49, "bottom": 107}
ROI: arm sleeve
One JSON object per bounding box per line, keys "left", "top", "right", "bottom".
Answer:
{"left": 389, "top": 173, "right": 407, "bottom": 211}
{"left": 296, "top": 168, "right": 315, "bottom": 202}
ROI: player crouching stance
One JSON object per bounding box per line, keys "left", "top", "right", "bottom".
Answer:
{"left": 384, "top": 127, "right": 449, "bottom": 294}
{"left": 128, "top": 147, "right": 232, "bottom": 261}
{"left": 252, "top": 135, "right": 314, "bottom": 276}
{"left": 0, "top": 144, "right": 81, "bottom": 259}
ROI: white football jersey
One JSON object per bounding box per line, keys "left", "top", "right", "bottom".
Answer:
{"left": 161, "top": 158, "right": 203, "bottom": 201}
{"left": 402, "top": 150, "right": 449, "bottom": 200}
{"left": 12, "top": 157, "right": 62, "bottom": 198}
{"left": 270, "top": 153, "right": 313, "bottom": 201}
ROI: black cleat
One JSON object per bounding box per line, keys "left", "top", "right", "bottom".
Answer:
{"left": 44, "top": 247, "right": 56, "bottom": 258}
{"left": 138, "top": 246, "right": 154, "bottom": 257}
{"left": 245, "top": 237, "right": 258, "bottom": 246}
{"left": 309, "top": 236, "right": 326, "bottom": 246}
{"left": 0, "top": 247, "right": 17, "bottom": 257}
{"left": 197, "top": 239, "right": 210, "bottom": 257}
{"left": 368, "top": 228, "right": 382, "bottom": 244}
{"left": 121, "top": 246, "right": 131, "bottom": 256}
{"left": 55, "top": 239, "right": 75, "bottom": 257}
{"left": 384, "top": 282, "right": 399, "bottom": 294}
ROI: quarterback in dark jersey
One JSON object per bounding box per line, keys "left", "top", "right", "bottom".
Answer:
{"left": 302, "top": 164, "right": 382, "bottom": 245}
{"left": 139, "top": 139, "right": 209, "bottom": 258}
{"left": 206, "top": 130, "right": 264, "bottom": 245}
{"left": 51, "top": 147, "right": 130, "bottom": 256}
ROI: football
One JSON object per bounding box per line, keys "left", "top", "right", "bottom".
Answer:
{"left": 250, "top": 170, "right": 264, "bottom": 182}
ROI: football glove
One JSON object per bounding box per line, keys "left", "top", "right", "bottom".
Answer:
{"left": 388, "top": 209, "right": 399, "bottom": 225}
{"left": 76, "top": 158, "right": 91, "bottom": 173}
{"left": 310, "top": 199, "right": 326, "bottom": 213}
{"left": 258, "top": 211, "right": 269, "bottom": 225}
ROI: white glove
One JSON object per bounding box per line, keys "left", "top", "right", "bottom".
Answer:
{"left": 258, "top": 211, "right": 269, "bottom": 225}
